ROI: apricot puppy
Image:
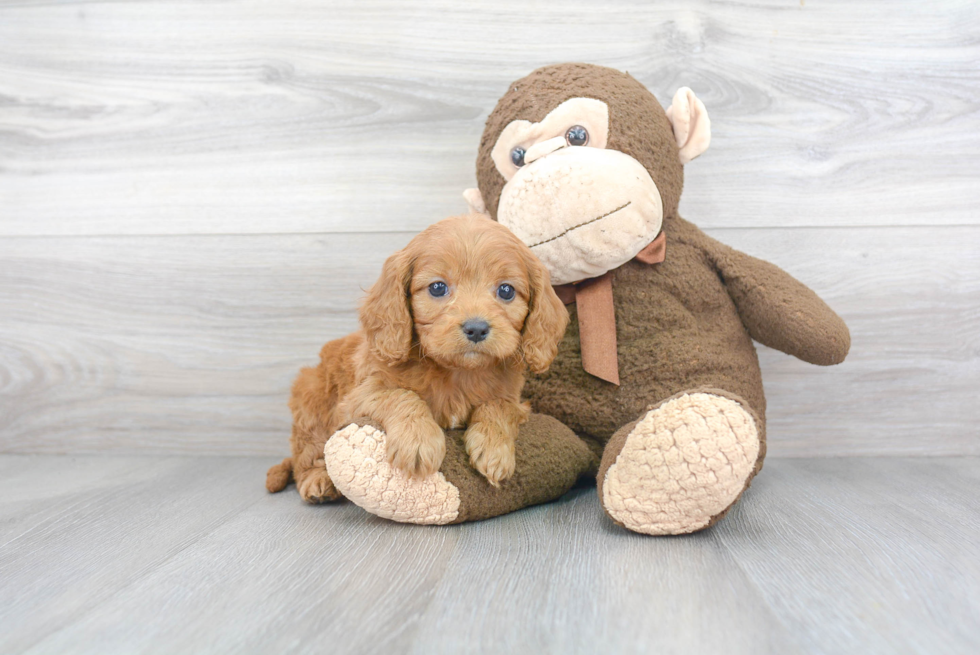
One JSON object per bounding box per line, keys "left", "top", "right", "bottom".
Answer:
{"left": 266, "top": 214, "right": 568, "bottom": 502}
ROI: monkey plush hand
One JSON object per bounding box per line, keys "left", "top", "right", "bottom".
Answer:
{"left": 326, "top": 63, "right": 850, "bottom": 534}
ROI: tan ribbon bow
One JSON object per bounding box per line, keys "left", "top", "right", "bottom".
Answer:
{"left": 552, "top": 231, "right": 666, "bottom": 385}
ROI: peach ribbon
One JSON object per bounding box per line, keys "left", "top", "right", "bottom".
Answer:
{"left": 552, "top": 231, "right": 666, "bottom": 385}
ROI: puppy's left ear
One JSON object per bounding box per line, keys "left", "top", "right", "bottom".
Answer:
{"left": 360, "top": 248, "right": 414, "bottom": 364}
{"left": 521, "top": 253, "right": 569, "bottom": 374}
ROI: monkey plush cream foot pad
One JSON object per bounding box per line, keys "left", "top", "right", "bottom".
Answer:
{"left": 325, "top": 423, "right": 461, "bottom": 525}
{"left": 599, "top": 393, "right": 760, "bottom": 535}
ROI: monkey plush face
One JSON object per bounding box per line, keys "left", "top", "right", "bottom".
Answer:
{"left": 469, "top": 64, "right": 710, "bottom": 285}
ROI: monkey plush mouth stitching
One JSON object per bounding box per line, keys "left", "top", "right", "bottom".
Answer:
{"left": 528, "top": 201, "right": 632, "bottom": 249}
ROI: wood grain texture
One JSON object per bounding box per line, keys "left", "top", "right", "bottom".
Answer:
{"left": 722, "top": 457, "right": 980, "bottom": 654}
{"left": 1, "top": 1, "right": 978, "bottom": 457}
{"left": 1, "top": 226, "right": 977, "bottom": 457}
{"left": 0, "top": 455, "right": 269, "bottom": 654}
{"left": 0, "top": 454, "right": 172, "bottom": 544}
{"left": 0, "top": 0, "right": 978, "bottom": 235}
{"left": 407, "top": 492, "right": 801, "bottom": 655}
{"left": 2, "top": 455, "right": 977, "bottom": 654}
{"left": 0, "top": 231, "right": 411, "bottom": 455}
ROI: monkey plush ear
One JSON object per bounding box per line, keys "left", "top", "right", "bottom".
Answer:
{"left": 665, "top": 87, "right": 711, "bottom": 165}
{"left": 463, "top": 188, "right": 489, "bottom": 216}
{"left": 360, "top": 249, "right": 414, "bottom": 364}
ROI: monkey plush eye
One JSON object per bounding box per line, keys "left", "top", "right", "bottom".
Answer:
{"left": 510, "top": 147, "right": 526, "bottom": 167}
{"left": 565, "top": 125, "right": 589, "bottom": 146}
{"left": 428, "top": 281, "right": 449, "bottom": 297}
{"left": 496, "top": 283, "right": 516, "bottom": 301}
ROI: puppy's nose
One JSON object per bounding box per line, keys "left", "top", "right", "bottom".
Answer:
{"left": 462, "top": 319, "right": 490, "bottom": 343}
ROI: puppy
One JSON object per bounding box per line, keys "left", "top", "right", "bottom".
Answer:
{"left": 266, "top": 214, "right": 568, "bottom": 503}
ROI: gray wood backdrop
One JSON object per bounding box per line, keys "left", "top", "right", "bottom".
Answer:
{"left": 1, "top": 0, "right": 977, "bottom": 457}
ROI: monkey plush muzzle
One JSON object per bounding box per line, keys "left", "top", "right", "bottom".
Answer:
{"left": 497, "top": 146, "right": 663, "bottom": 285}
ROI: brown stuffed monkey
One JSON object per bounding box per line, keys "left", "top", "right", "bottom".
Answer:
{"left": 323, "top": 63, "right": 850, "bottom": 534}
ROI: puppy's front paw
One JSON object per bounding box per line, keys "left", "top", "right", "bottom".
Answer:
{"left": 297, "top": 468, "right": 340, "bottom": 504}
{"left": 465, "top": 424, "right": 516, "bottom": 487}
{"left": 386, "top": 417, "right": 447, "bottom": 478}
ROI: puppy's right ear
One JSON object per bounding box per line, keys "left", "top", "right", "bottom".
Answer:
{"left": 360, "top": 248, "right": 414, "bottom": 364}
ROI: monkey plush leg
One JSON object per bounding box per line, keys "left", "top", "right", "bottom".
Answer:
{"left": 597, "top": 389, "right": 764, "bottom": 535}
{"left": 324, "top": 414, "right": 598, "bottom": 525}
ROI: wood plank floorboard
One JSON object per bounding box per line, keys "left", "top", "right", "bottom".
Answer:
{"left": 717, "top": 458, "right": 980, "bottom": 654}
{"left": 0, "top": 456, "right": 269, "bottom": 654}
{"left": 0, "top": 455, "right": 170, "bottom": 545}
{"left": 408, "top": 491, "right": 801, "bottom": 655}
{"left": 1, "top": 455, "right": 976, "bottom": 654}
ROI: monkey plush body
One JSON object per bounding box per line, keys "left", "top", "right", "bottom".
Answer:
{"left": 323, "top": 64, "right": 850, "bottom": 534}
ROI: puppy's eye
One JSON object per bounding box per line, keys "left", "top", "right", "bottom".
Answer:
{"left": 510, "top": 147, "right": 526, "bottom": 167}
{"left": 496, "top": 283, "right": 516, "bottom": 301}
{"left": 565, "top": 125, "right": 589, "bottom": 146}
{"left": 428, "top": 281, "right": 449, "bottom": 298}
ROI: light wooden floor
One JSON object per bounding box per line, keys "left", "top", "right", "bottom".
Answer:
{"left": 1, "top": 455, "right": 977, "bottom": 654}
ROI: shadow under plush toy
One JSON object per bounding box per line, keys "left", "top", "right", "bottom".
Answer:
{"left": 324, "top": 63, "right": 850, "bottom": 534}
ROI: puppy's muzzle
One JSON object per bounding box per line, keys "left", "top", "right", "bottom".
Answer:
{"left": 462, "top": 319, "right": 490, "bottom": 343}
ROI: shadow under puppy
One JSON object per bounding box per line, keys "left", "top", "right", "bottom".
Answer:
{"left": 266, "top": 214, "right": 568, "bottom": 502}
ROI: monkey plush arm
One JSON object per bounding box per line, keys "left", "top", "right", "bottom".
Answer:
{"left": 707, "top": 239, "right": 850, "bottom": 366}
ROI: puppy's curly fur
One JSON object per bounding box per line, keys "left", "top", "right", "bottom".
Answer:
{"left": 266, "top": 215, "right": 568, "bottom": 502}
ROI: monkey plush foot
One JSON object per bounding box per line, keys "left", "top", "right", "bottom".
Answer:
{"left": 598, "top": 391, "right": 763, "bottom": 535}
{"left": 325, "top": 421, "right": 461, "bottom": 525}
{"left": 324, "top": 414, "right": 597, "bottom": 525}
